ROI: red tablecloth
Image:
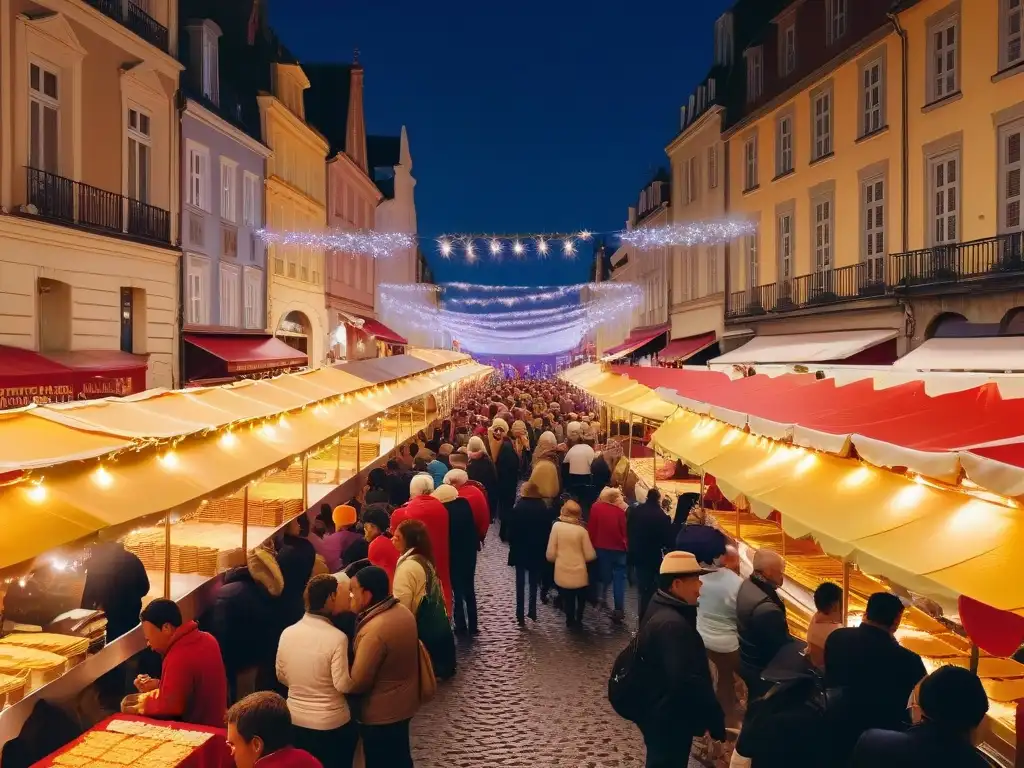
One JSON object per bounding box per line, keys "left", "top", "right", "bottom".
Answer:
{"left": 31, "top": 714, "right": 232, "bottom": 768}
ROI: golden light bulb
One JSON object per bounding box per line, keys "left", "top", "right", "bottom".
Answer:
{"left": 26, "top": 483, "right": 47, "bottom": 503}
{"left": 220, "top": 431, "right": 239, "bottom": 449}
{"left": 92, "top": 466, "right": 113, "bottom": 489}
{"left": 158, "top": 451, "right": 179, "bottom": 469}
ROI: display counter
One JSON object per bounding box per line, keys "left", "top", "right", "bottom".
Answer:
{"left": 30, "top": 714, "right": 231, "bottom": 768}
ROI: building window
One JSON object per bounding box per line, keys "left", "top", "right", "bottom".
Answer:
{"left": 746, "top": 47, "right": 763, "bottom": 103}
{"left": 244, "top": 268, "right": 262, "bottom": 329}
{"left": 813, "top": 196, "right": 834, "bottom": 273}
{"left": 928, "top": 16, "right": 959, "bottom": 103}
{"left": 781, "top": 23, "right": 797, "bottom": 76}
{"left": 827, "top": 0, "right": 847, "bottom": 44}
{"left": 778, "top": 212, "right": 794, "bottom": 283}
{"left": 930, "top": 152, "right": 960, "bottom": 244}
{"left": 863, "top": 178, "right": 886, "bottom": 281}
{"left": 219, "top": 264, "right": 240, "bottom": 327}
{"left": 687, "top": 156, "right": 698, "bottom": 203}
{"left": 708, "top": 146, "right": 718, "bottom": 189}
{"left": 746, "top": 236, "right": 758, "bottom": 289}
{"left": 186, "top": 142, "right": 211, "bottom": 212}
{"left": 186, "top": 254, "right": 210, "bottom": 325}
{"left": 715, "top": 13, "right": 734, "bottom": 67}
{"left": 862, "top": 59, "right": 884, "bottom": 136}
{"left": 126, "top": 107, "right": 151, "bottom": 203}
{"left": 744, "top": 136, "right": 758, "bottom": 191}
{"left": 29, "top": 61, "right": 59, "bottom": 173}
{"left": 220, "top": 158, "right": 237, "bottom": 223}
{"left": 706, "top": 246, "right": 720, "bottom": 294}
{"left": 1003, "top": 0, "right": 1023, "bottom": 70}
{"left": 776, "top": 114, "right": 794, "bottom": 176}
{"left": 812, "top": 88, "right": 832, "bottom": 160}
{"left": 999, "top": 123, "right": 1022, "bottom": 234}
{"left": 243, "top": 172, "right": 260, "bottom": 227}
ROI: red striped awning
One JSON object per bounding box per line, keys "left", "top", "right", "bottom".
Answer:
{"left": 348, "top": 315, "right": 407, "bottom": 346}
{"left": 602, "top": 323, "right": 670, "bottom": 361}
{"left": 659, "top": 331, "right": 718, "bottom": 362}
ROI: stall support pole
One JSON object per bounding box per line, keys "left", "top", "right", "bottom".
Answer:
{"left": 335, "top": 434, "right": 343, "bottom": 484}
{"left": 356, "top": 423, "right": 362, "bottom": 474}
{"left": 627, "top": 414, "right": 635, "bottom": 460}
{"left": 242, "top": 486, "right": 249, "bottom": 554}
{"left": 841, "top": 560, "right": 852, "bottom": 625}
{"left": 393, "top": 406, "right": 401, "bottom": 457}
{"left": 970, "top": 643, "right": 980, "bottom": 674}
{"left": 652, "top": 429, "right": 657, "bottom": 489}
{"left": 699, "top": 471, "right": 706, "bottom": 509}
{"left": 163, "top": 512, "right": 171, "bottom": 599}
{"left": 302, "top": 455, "right": 309, "bottom": 511}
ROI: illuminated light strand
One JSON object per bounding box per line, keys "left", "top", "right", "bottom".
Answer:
{"left": 618, "top": 218, "right": 757, "bottom": 249}
{"left": 255, "top": 228, "right": 415, "bottom": 259}
{"left": 446, "top": 284, "right": 642, "bottom": 307}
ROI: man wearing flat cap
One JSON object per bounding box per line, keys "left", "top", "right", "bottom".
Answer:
{"left": 635, "top": 551, "right": 726, "bottom": 767}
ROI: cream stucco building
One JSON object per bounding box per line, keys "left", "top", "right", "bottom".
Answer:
{"left": 259, "top": 59, "right": 329, "bottom": 367}
{"left": 0, "top": 0, "right": 181, "bottom": 393}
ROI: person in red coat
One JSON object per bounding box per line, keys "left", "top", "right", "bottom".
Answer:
{"left": 445, "top": 468, "right": 490, "bottom": 544}
{"left": 226, "top": 691, "right": 323, "bottom": 768}
{"left": 588, "top": 487, "right": 629, "bottom": 624}
{"left": 132, "top": 599, "right": 227, "bottom": 728}
{"left": 363, "top": 504, "right": 399, "bottom": 586}
{"left": 390, "top": 473, "right": 453, "bottom": 615}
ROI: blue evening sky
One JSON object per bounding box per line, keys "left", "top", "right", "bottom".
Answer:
{"left": 271, "top": 0, "right": 732, "bottom": 288}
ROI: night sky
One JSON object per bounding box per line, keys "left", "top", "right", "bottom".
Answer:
{"left": 271, "top": 0, "right": 732, "bottom": 288}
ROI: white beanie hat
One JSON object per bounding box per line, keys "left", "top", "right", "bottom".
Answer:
{"left": 409, "top": 472, "right": 435, "bottom": 497}
{"left": 468, "top": 435, "right": 487, "bottom": 453}
{"left": 566, "top": 421, "right": 583, "bottom": 440}
{"left": 444, "top": 468, "right": 469, "bottom": 487}
{"left": 491, "top": 417, "right": 509, "bottom": 433}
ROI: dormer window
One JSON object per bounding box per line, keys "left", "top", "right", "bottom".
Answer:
{"left": 187, "top": 20, "right": 221, "bottom": 107}
{"left": 746, "top": 47, "right": 764, "bottom": 103}
{"left": 715, "top": 13, "right": 734, "bottom": 67}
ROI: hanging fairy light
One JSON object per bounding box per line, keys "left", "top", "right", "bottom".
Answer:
{"left": 489, "top": 238, "right": 502, "bottom": 256}
{"left": 513, "top": 240, "right": 524, "bottom": 256}
{"left": 562, "top": 238, "right": 576, "bottom": 258}
{"left": 618, "top": 218, "right": 757, "bottom": 249}
{"left": 465, "top": 241, "right": 477, "bottom": 263}
{"left": 537, "top": 237, "right": 549, "bottom": 256}
{"left": 256, "top": 228, "right": 414, "bottom": 258}
{"left": 438, "top": 238, "right": 454, "bottom": 258}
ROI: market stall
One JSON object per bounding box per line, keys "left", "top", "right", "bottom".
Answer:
{"left": 0, "top": 351, "right": 491, "bottom": 752}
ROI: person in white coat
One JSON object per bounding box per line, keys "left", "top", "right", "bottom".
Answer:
{"left": 275, "top": 574, "right": 356, "bottom": 768}
{"left": 546, "top": 500, "right": 597, "bottom": 630}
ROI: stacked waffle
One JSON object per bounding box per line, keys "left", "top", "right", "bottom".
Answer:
{"left": 275, "top": 465, "right": 330, "bottom": 484}
{"left": 0, "top": 633, "right": 88, "bottom": 661}
{"left": 51, "top": 727, "right": 206, "bottom": 768}
{"left": 0, "top": 644, "right": 68, "bottom": 689}
{"left": 195, "top": 496, "right": 301, "bottom": 527}
{"left": 0, "top": 670, "right": 29, "bottom": 709}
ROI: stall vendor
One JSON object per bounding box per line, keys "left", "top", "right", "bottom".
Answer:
{"left": 131, "top": 599, "right": 228, "bottom": 727}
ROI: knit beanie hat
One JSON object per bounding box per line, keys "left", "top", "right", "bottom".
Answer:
{"left": 491, "top": 417, "right": 510, "bottom": 433}
{"left": 468, "top": 435, "right": 487, "bottom": 454}
{"left": 332, "top": 504, "right": 357, "bottom": 529}
{"left": 432, "top": 484, "right": 459, "bottom": 504}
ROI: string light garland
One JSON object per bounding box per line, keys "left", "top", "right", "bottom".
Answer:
{"left": 618, "top": 218, "right": 757, "bottom": 249}
{"left": 255, "top": 228, "right": 415, "bottom": 258}
{"left": 446, "top": 283, "right": 641, "bottom": 307}
{"left": 255, "top": 219, "right": 754, "bottom": 262}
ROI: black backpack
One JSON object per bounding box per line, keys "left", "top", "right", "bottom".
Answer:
{"left": 607, "top": 632, "right": 647, "bottom": 723}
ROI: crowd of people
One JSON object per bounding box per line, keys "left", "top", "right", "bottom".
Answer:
{"left": 66, "top": 373, "right": 997, "bottom": 768}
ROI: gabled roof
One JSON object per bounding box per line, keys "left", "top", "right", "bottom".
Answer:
{"left": 303, "top": 63, "right": 353, "bottom": 156}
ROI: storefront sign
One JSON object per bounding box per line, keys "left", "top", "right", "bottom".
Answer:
{"left": 0, "top": 373, "right": 144, "bottom": 410}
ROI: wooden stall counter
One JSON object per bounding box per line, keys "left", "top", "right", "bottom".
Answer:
{"left": 31, "top": 715, "right": 232, "bottom": 768}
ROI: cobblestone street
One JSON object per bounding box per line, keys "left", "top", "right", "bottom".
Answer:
{"left": 411, "top": 528, "right": 702, "bottom": 768}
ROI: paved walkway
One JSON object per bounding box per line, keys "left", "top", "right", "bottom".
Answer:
{"left": 411, "top": 528, "right": 702, "bottom": 767}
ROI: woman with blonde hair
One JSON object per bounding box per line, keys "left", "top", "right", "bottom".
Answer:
{"left": 529, "top": 430, "right": 561, "bottom": 503}
{"left": 546, "top": 500, "right": 597, "bottom": 630}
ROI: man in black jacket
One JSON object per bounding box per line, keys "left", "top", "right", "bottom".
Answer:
{"left": 850, "top": 664, "right": 990, "bottom": 768}
{"left": 736, "top": 548, "right": 793, "bottom": 700}
{"left": 627, "top": 487, "right": 674, "bottom": 623}
{"left": 825, "top": 591, "right": 927, "bottom": 760}
{"left": 636, "top": 551, "right": 725, "bottom": 768}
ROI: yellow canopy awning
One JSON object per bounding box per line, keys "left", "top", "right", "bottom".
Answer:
{"left": 653, "top": 412, "right": 1024, "bottom": 615}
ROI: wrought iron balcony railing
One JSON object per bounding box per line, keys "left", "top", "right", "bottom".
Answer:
{"left": 889, "top": 233, "right": 1024, "bottom": 288}
{"left": 83, "top": 0, "right": 169, "bottom": 52}
{"left": 27, "top": 167, "right": 171, "bottom": 245}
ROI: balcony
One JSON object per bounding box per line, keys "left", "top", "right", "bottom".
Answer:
{"left": 26, "top": 168, "right": 172, "bottom": 246}
{"left": 83, "top": 0, "right": 169, "bottom": 52}
{"left": 726, "top": 235, "right": 1024, "bottom": 321}
{"left": 727, "top": 261, "right": 887, "bottom": 320}
{"left": 890, "top": 234, "right": 1024, "bottom": 290}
